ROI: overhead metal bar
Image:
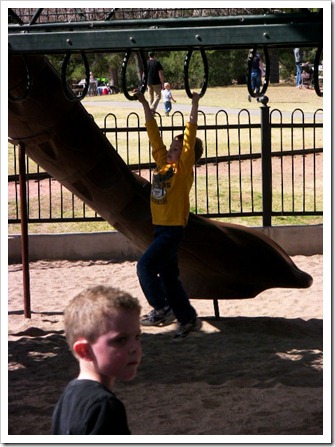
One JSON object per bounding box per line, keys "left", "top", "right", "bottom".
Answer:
{"left": 8, "top": 8, "right": 24, "bottom": 25}
{"left": 8, "top": 23, "right": 322, "bottom": 54}
{"left": 29, "top": 8, "right": 43, "bottom": 25}
{"left": 8, "top": 12, "right": 322, "bottom": 54}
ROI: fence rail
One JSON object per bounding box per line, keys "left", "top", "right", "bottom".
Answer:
{"left": 8, "top": 107, "right": 323, "bottom": 227}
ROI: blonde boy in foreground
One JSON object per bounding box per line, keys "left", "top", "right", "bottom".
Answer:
{"left": 52, "top": 285, "right": 142, "bottom": 435}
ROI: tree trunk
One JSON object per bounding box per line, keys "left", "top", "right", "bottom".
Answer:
{"left": 109, "top": 67, "right": 119, "bottom": 89}
{"left": 269, "top": 48, "right": 280, "bottom": 83}
{"left": 134, "top": 52, "right": 144, "bottom": 85}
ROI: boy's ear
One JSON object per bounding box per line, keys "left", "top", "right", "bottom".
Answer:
{"left": 73, "top": 338, "right": 94, "bottom": 361}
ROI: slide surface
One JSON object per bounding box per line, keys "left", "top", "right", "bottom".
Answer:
{"left": 8, "top": 55, "right": 313, "bottom": 299}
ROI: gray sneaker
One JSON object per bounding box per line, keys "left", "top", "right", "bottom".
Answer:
{"left": 141, "top": 307, "right": 176, "bottom": 327}
{"left": 173, "top": 317, "right": 202, "bottom": 341}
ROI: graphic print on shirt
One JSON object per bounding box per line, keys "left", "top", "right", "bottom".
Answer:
{"left": 151, "top": 165, "right": 175, "bottom": 204}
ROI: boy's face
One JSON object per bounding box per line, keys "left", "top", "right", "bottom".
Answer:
{"left": 167, "top": 138, "right": 182, "bottom": 164}
{"left": 89, "top": 309, "right": 142, "bottom": 385}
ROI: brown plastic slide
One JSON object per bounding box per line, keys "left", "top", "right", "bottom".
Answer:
{"left": 8, "top": 55, "right": 313, "bottom": 300}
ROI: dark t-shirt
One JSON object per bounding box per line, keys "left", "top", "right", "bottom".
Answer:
{"left": 52, "top": 379, "right": 130, "bottom": 435}
{"left": 251, "top": 54, "right": 261, "bottom": 72}
{"left": 147, "top": 59, "right": 163, "bottom": 85}
{"left": 294, "top": 48, "right": 302, "bottom": 64}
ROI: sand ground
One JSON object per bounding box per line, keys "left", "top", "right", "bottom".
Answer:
{"left": 7, "top": 255, "right": 324, "bottom": 438}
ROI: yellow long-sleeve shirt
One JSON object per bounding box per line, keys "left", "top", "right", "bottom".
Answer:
{"left": 146, "top": 118, "right": 197, "bottom": 227}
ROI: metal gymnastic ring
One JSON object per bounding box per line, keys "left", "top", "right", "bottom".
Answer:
{"left": 247, "top": 46, "right": 270, "bottom": 98}
{"left": 313, "top": 46, "right": 323, "bottom": 97}
{"left": 184, "top": 48, "right": 208, "bottom": 99}
{"left": 61, "top": 51, "right": 90, "bottom": 102}
{"left": 121, "top": 49, "right": 148, "bottom": 101}
{"left": 8, "top": 54, "right": 32, "bottom": 103}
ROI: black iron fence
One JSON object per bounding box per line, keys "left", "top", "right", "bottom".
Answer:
{"left": 8, "top": 107, "right": 323, "bottom": 228}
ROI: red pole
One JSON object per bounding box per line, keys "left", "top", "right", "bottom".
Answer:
{"left": 18, "top": 143, "right": 31, "bottom": 318}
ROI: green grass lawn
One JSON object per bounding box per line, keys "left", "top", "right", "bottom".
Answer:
{"left": 83, "top": 83, "right": 323, "bottom": 113}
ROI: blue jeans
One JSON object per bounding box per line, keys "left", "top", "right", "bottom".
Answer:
{"left": 164, "top": 101, "right": 172, "bottom": 113}
{"left": 296, "top": 63, "right": 302, "bottom": 86}
{"left": 251, "top": 70, "right": 262, "bottom": 94}
{"left": 137, "top": 225, "right": 197, "bottom": 325}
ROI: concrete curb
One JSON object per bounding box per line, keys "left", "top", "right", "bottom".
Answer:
{"left": 8, "top": 225, "right": 322, "bottom": 264}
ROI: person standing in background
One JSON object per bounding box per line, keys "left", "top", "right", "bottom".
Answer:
{"left": 88, "top": 72, "right": 98, "bottom": 96}
{"left": 147, "top": 51, "right": 164, "bottom": 114}
{"left": 294, "top": 48, "right": 303, "bottom": 88}
{"left": 248, "top": 49, "right": 265, "bottom": 101}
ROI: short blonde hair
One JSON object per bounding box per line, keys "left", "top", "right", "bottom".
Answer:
{"left": 64, "top": 285, "right": 141, "bottom": 355}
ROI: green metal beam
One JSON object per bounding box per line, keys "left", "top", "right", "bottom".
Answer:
{"left": 8, "top": 24, "right": 322, "bottom": 54}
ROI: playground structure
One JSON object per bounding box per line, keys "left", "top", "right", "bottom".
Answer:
{"left": 8, "top": 9, "right": 322, "bottom": 317}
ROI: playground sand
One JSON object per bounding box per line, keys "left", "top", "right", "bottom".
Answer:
{"left": 7, "top": 255, "right": 324, "bottom": 437}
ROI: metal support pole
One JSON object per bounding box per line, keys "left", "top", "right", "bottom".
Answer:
{"left": 260, "top": 104, "right": 272, "bottom": 227}
{"left": 213, "top": 299, "right": 220, "bottom": 319}
{"left": 18, "top": 143, "right": 31, "bottom": 318}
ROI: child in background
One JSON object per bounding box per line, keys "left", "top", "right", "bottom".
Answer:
{"left": 162, "top": 82, "right": 176, "bottom": 116}
{"left": 52, "top": 285, "right": 142, "bottom": 435}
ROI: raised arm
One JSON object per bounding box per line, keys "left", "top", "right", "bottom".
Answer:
{"left": 189, "top": 92, "right": 200, "bottom": 125}
{"left": 136, "top": 91, "right": 154, "bottom": 122}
